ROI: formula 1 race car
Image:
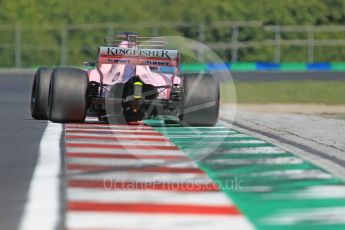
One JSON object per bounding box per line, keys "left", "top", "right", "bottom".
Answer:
{"left": 31, "top": 32, "right": 219, "bottom": 126}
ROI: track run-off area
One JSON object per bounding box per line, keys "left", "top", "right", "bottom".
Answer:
{"left": 21, "top": 117, "right": 345, "bottom": 230}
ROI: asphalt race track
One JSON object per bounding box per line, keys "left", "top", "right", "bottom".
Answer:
{"left": 1, "top": 72, "right": 345, "bottom": 230}
{"left": 0, "top": 74, "right": 47, "bottom": 230}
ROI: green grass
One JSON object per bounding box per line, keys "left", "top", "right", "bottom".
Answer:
{"left": 223, "top": 81, "right": 345, "bottom": 104}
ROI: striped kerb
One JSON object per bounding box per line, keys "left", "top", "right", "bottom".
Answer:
{"left": 64, "top": 119, "right": 253, "bottom": 230}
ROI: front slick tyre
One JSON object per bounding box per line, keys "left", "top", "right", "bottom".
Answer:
{"left": 48, "top": 67, "right": 88, "bottom": 123}
{"left": 179, "top": 73, "right": 220, "bottom": 126}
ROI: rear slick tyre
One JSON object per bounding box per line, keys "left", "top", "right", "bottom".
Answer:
{"left": 179, "top": 73, "right": 220, "bottom": 126}
{"left": 48, "top": 67, "right": 88, "bottom": 123}
{"left": 31, "top": 67, "right": 54, "bottom": 120}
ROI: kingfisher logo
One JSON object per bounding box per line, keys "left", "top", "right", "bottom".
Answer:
{"left": 100, "top": 47, "right": 179, "bottom": 59}
{"left": 106, "top": 48, "right": 170, "bottom": 59}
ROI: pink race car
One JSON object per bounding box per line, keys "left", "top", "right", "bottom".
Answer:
{"left": 31, "top": 32, "right": 219, "bottom": 126}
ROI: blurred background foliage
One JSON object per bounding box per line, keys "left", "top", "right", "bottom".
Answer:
{"left": 0, "top": 0, "right": 345, "bottom": 66}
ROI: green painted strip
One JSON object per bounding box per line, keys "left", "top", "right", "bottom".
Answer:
{"left": 231, "top": 62, "right": 257, "bottom": 71}
{"left": 146, "top": 119, "right": 345, "bottom": 230}
{"left": 331, "top": 62, "right": 345, "bottom": 71}
{"left": 280, "top": 62, "right": 307, "bottom": 71}
{"left": 180, "top": 63, "right": 208, "bottom": 72}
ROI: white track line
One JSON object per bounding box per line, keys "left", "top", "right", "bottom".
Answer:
{"left": 221, "top": 147, "right": 287, "bottom": 154}
{"left": 65, "top": 123, "right": 153, "bottom": 130}
{"left": 65, "top": 147, "right": 187, "bottom": 156}
{"left": 65, "top": 128, "right": 162, "bottom": 133}
{"left": 174, "top": 140, "right": 266, "bottom": 144}
{"left": 66, "top": 132, "right": 167, "bottom": 137}
{"left": 67, "top": 212, "right": 253, "bottom": 230}
{"left": 71, "top": 171, "right": 214, "bottom": 184}
{"left": 19, "top": 122, "right": 62, "bottom": 230}
{"left": 67, "top": 188, "right": 233, "bottom": 206}
{"left": 65, "top": 139, "right": 174, "bottom": 146}
{"left": 67, "top": 157, "right": 198, "bottom": 168}
{"left": 207, "top": 157, "right": 304, "bottom": 165}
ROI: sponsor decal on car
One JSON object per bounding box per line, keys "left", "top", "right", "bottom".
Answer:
{"left": 99, "top": 47, "right": 179, "bottom": 59}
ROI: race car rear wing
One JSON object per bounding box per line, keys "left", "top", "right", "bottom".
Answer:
{"left": 98, "top": 46, "right": 180, "bottom": 68}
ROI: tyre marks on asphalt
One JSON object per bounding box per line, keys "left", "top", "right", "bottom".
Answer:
{"left": 64, "top": 120, "right": 253, "bottom": 230}
{"left": 147, "top": 121, "right": 345, "bottom": 230}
